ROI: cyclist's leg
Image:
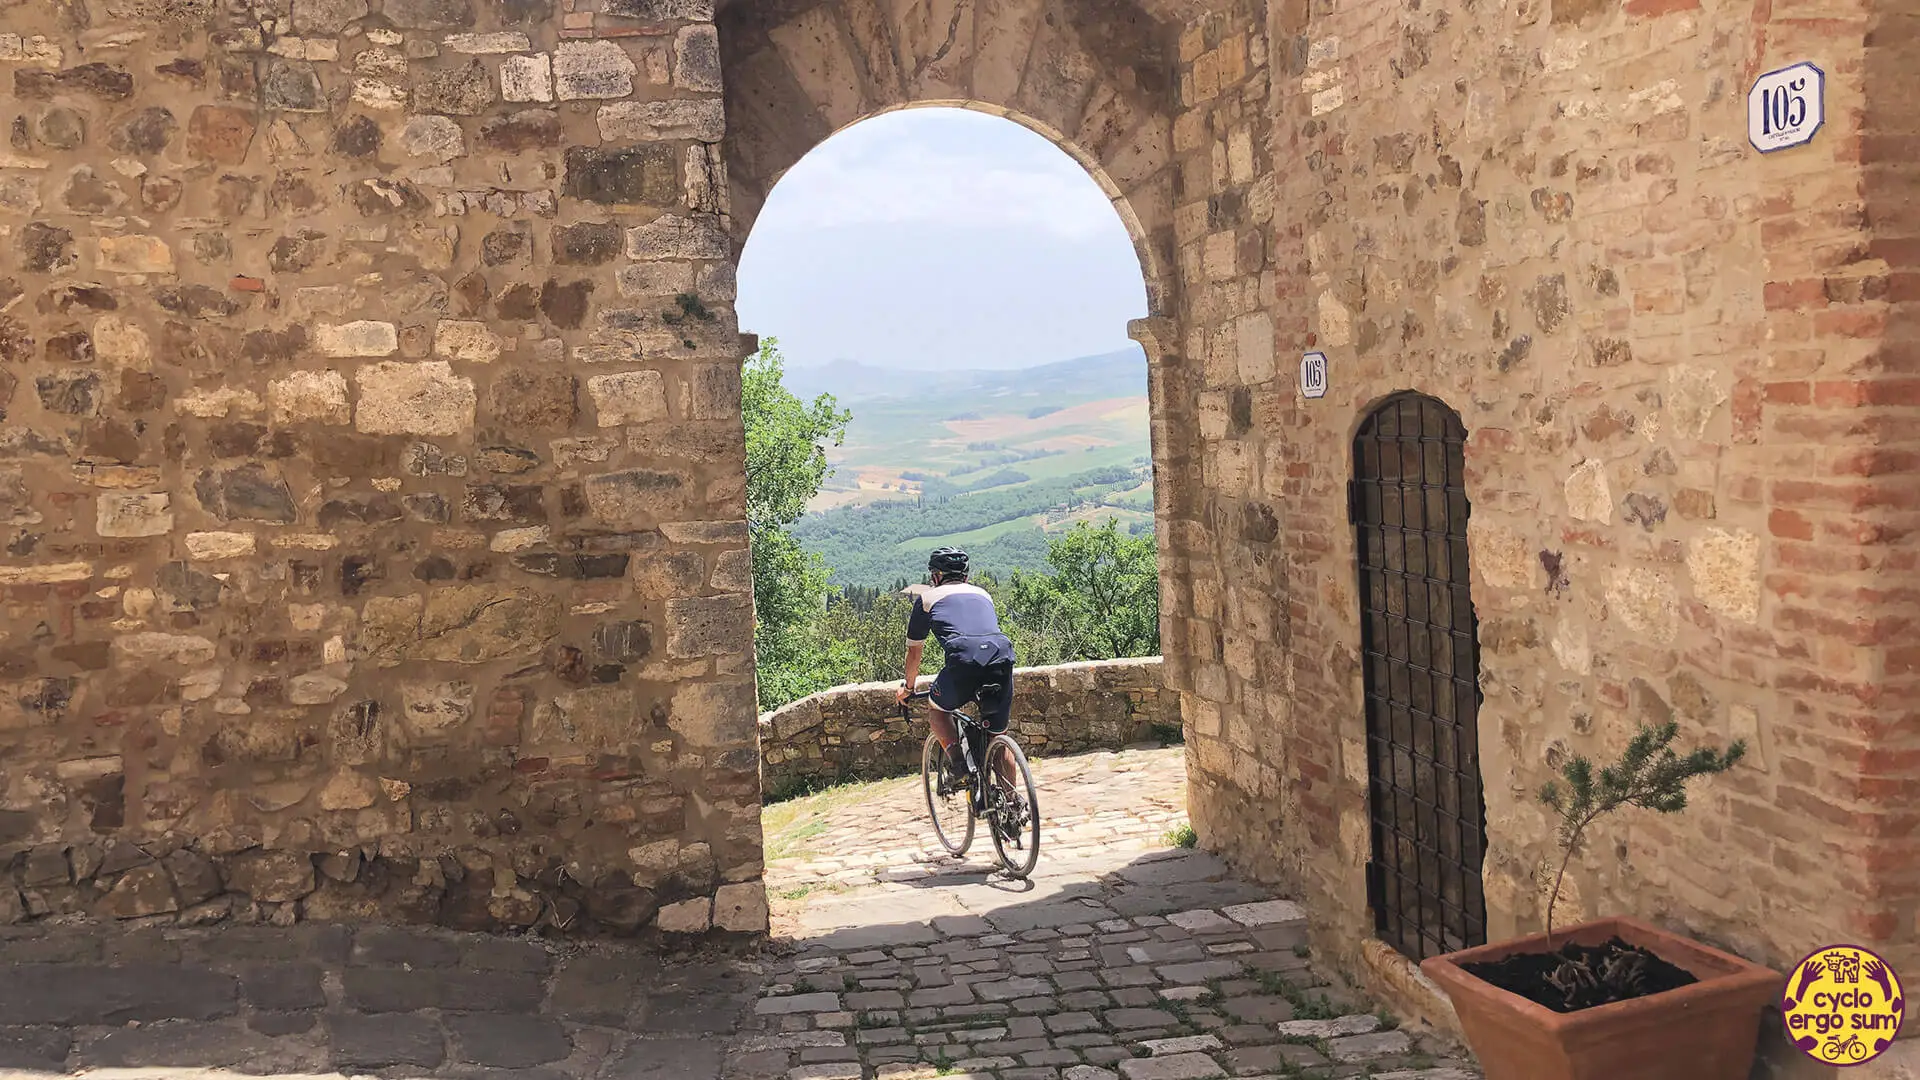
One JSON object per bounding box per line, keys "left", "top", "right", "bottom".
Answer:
{"left": 926, "top": 665, "right": 969, "bottom": 772}
{"left": 980, "top": 661, "right": 1016, "bottom": 787}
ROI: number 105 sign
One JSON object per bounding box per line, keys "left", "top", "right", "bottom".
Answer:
{"left": 1748, "top": 61, "right": 1825, "bottom": 153}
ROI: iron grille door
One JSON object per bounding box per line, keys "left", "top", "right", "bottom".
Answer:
{"left": 1352, "top": 392, "right": 1488, "bottom": 962}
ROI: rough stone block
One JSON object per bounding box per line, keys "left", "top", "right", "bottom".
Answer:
{"left": 269, "top": 370, "right": 352, "bottom": 424}
{"left": 673, "top": 24, "right": 721, "bottom": 91}
{"left": 500, "top": 52, "right": 553, "bottom": 102}
{"left": 565, "top": 145, "right": 680, "bottom": 205}
{"left": 93, "top": 235, "right": 173, "bottom": 274}
{"left": 554, "top": 40, "right": 637, "bottom": 100}
{"left": 412, "top": 60, "right": 495, "bottom": 114}
{"left": 355, "top": 361, "right": 476, "bottom": 436}
{"left": 597, "top": 99, "right": 725, "bottom": 142}
{"left": 587, "top": 370, "right": 668, "bottom": 427}
{"left": 626, "top": 213, "right": 728, "bottom": 260}
{"left": 316, "top": 321, "right": 399, "bottom": 357}
{"left": 328, "top": 1014, "right": 446, "bottom": 1069}
{"left": 96, "top": 492, "right": 171, "bottom": 537}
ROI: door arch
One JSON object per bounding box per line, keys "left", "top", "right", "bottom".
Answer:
{"left": 1351, "top": 392, "right": 1488, "bottom": 961}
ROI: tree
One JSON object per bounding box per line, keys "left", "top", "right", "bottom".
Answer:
{"left": 1000, "top": 519, "right": 1161, "bottom": 663}
{"left": 743, "top": 337, "right": 853, "bottom": 709}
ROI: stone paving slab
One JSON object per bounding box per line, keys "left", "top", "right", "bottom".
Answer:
{"left": 0, "top": 921, "right": 764, "bottom": 1079}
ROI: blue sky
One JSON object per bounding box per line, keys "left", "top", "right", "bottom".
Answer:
{"left": 735, "top": 108, "right": 1150, "bottom": 372}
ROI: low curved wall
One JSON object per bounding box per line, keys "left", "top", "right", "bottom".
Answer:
{"left": 758, "top": 658, "right": 1177, "bottom": 795}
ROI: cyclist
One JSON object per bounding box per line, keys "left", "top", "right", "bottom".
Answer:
{"left": 895, "top": 547, "right": 1016, "bottom": 807}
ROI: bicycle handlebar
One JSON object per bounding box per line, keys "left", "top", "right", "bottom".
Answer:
{"left": 900, "top": 684, "right": 932, "bottom": 718}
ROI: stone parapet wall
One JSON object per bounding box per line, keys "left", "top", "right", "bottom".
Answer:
{"left": 0, "top": 0, "right": 764, "bottom": 938}
{"left": 759, "top": 659, "right": 1177, "bottom": 794}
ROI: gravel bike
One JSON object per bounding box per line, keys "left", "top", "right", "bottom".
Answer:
{"left": 903, "top": 685, "right": 1040, "bottom": 879}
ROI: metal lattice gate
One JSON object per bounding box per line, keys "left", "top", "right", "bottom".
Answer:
{"left": 1349, "top": 392, "right": 1489, "bottom": 962}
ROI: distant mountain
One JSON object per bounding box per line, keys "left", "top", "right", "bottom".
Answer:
{"left": 782, "top": 348, "right": 1146, "bottom": 404}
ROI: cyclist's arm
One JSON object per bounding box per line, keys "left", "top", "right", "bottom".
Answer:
{"left": 903, "top": 591, "right": 932, "bottom": 692}
{"left": 903, "top": 639, "right": 924, "bottom": 693}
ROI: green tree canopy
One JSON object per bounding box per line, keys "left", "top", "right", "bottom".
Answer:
{"left": 1001, "top": 519, "right": 1161, "bottom": 663}
{"left": 743, "top": 338, "right": 852, "bottom": 709}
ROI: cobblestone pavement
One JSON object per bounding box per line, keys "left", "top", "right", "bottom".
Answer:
{"left": 744, "top": 746, "right": 1481, "bottom": 1079}
{"left": 0, "top": 748, "right": 1480, "bottom": 1079}
{"left": 0, "top": 919, "right": 765, "bottom": 1077}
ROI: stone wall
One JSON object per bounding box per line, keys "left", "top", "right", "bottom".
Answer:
{"left": 1154, "top": 0, "right": 1919, "bottom": 1065}
{"left": 0, "top": 0, "right": 766, "bottom": 938}
{"left": 759, "top": 658, "right": 1177, "bottom": 794}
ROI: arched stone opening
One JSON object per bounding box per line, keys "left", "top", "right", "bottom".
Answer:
{"left": 716, "top": 1, "right": 1205, "bottom": 694}
{"left": 715, "top": 0, "right": 1180, "bottom": 318}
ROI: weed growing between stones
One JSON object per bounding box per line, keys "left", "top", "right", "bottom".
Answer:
{"left": 1164, "top": 822, "right": 1198, "bottom": 848}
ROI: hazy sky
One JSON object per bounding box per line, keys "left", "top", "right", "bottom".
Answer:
{"left": 735, "top": 108, "right": 1150, "bottom": 372}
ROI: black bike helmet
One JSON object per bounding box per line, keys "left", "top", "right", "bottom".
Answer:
{"left": 928, "top": 547, "right": 969, "bottom": 576}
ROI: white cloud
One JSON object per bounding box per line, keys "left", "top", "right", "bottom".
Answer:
{"left": 756, "top": 108, "right": 1124, "bottom": 242}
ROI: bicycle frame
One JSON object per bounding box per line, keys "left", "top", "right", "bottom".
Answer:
{"left": 901, "top": 688, "right": 986, "bottom": 784}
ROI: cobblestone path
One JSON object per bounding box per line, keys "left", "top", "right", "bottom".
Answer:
{"left": 741, "top": 746, "right": 1480, "bottom": 1079}
{"left": 0, "top": 748, "right": 1481, "bottom": 1079}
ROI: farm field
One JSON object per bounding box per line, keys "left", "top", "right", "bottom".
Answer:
{"left": 785, "top": 349, "right": 1156, "bottom": 586}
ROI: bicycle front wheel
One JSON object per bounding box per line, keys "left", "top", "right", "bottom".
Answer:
{"left": 984, "top": 735, "right": 1040, "bottom": 879}
{"left": 922, "top": 734, "right": 974, "bottom": 857}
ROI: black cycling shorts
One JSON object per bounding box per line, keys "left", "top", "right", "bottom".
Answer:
{"left": 930, "top": 659, "right": 1014, "bottom": 733}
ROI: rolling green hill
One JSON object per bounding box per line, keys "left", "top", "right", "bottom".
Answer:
{"left": 784, "top": 349, "right": 1155, "bottom": 587}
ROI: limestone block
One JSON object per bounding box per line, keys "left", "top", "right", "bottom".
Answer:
{"left": 554, "top": 41, "right": 636, "bottom": 100}
{"left": 666, "top": 595, "right": 752, "bottom": 658}
{"left": 185, "top": 532, "right": 256, "bottom": 560}
{"left": 269, "top": 370, "right": 352, "bottom": 425}
{"left": 669, "top": 677, "right": 755, "bottom": 744}
{"left": 587, "top": 370, "right": 668, "bottom": 427}
{"left": 1606, "top": 567, "right": 1678, "bottom": 644}
{"left": 414, "top": 587, "right": 560, "bottom": 663}
{"left": 597, "top": 99, "right": 725, "bottom": 142}
{"left": 1687, "top": 528, "right": 1759, "bottom": 623}
{"left": 528, "top": 686, "right": 641, "bottom": 749}
{"left": 316, "top": 321, "right": 400, "bottom": 357}
{"left": 501, "top": 53, "right": 552, "bottom": 102}
{"left": 625, "top": 213, "right": 728, "bottom": 260}
{"left": 412, "top": 60, "right": 496, "bottom": 115}
{"left": 673, "top": 24, "right": 721, "bottom": 92}
{"left": 288, "top": 673, "right": 350, "bottom": 705}
{"left": 93, "top": 235, "right": 173, "bottom": 273}
{"left": 223, "top": 850, "right": 317, "bottom": 903}
{"left": 443, "top": 32, "right": 530, "bottom": 53}
{"left": 584, "top": 468, "right": 690, "bottom": 524}
{"left": 616, "top": 262, "right": 697, "bottom": 299}
{"left": 401, "top": 681, "right": 475, "bottom": 736}
{"left": 655, "top": 896, "right": 711, "bottom": 933}
{"left": 97, "top": 492, "right": 171, "bottom": 537}
{"left": 1564, "top": 459, "right": 1612, "bottom": 523}
{"left": 355, "top": 361, "right": 476, "bottom": 436}
{"left": 399, "top": 114, "right": 465, "bottom": 161}
{"left": 432, "top": 320, "right": 501, "bottom": 363}
{"left": 101, "top": 865, "right": 178, "bottom": 919}
{"left": 713, "top": 881, "right": 769, "bottom": 932}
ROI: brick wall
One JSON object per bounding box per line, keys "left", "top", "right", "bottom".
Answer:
{"left": 759, "top": 658, "right": 1179, "bottom": 795}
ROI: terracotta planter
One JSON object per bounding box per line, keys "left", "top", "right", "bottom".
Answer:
{"left": 1420, "top": 915, "right": 1782, "bottom": 1080}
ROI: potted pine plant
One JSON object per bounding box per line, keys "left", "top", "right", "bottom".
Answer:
{"left": 1420, "top": 721, "right": 1782, "bottom": 1080}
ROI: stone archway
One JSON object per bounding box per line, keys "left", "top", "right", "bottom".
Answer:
{"left": 714, "top": 0, "right": 1206, "bottom": 696}
{"left": 715, "top": 0, "right": 1180, "bottom": 317}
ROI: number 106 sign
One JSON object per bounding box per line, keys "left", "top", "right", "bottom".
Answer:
{"left": 1748, "top": 62, "right": 1825, "bottom": 154}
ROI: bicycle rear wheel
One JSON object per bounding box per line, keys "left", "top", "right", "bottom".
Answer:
{"left": 922, "top": 735, "right": 974, "bottom": 857}
{"left": 984, "top": 735, "right": 1040, "bottom": 879}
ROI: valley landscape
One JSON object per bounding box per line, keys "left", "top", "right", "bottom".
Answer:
{"left": 784, "top": 348, "right": 1156, "bottom": 587}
